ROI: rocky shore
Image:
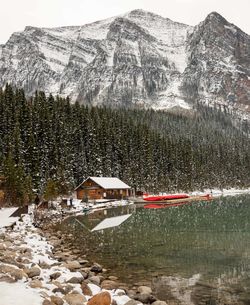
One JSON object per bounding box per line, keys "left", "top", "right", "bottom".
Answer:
{"left": 0, "top": 211, "right": 168, "bottom": 305}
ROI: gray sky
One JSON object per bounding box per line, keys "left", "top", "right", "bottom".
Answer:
{"left": 0, "top": 0, "right": 249, "bottom": 44}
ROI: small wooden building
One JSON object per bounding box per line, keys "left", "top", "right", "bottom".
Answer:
{"left": 75, "top": 177, "right": 131, "bottom": 200}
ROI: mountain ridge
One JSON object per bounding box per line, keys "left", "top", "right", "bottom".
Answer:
{"left": 0, "top": 9, "right": 249, "bottom": 116}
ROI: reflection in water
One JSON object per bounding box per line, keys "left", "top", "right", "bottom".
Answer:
{"left": 60, "top": 195, "right": 250, "bottom": 305}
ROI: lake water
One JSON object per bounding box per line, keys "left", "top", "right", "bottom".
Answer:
{"left": 61, "top": 195, "right": 250, "bottom": 305}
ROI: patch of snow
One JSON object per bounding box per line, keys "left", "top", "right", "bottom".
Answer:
{"left": 164, "top": 45, "right": 188, "bottom": 73}
{"left": 77, "top": 177, "right": 130, "bottom": 190}
{"left": 46, "top": 82, "right": 60, "bottom": 96}
{"left": 88, "top": 283, "right": 102, "bottom": 295}
{"left": 79, "top": 17, "right": 116, "bottom": 40}
{"left": 153, "top": 80, "right": 192, "bottom": 111}
{"left": 43, "top": 26, "right": 81, "bottom": 40}
{"left": 0, "top": 282, "right": 43, "bottom": 305}
{"left": 153, "top": 97, "right": 191, "bottom": 111}
{"left": 0, "top": 208, "right": 19, "bottom": 229}
{"left": 112, "top": 294, "right": 131, "bottom": 305}
{"left": 191, "top": 188, "right": 250, "bottom": 197}
{"left": 125, "top": 11, "right": 191, "bottom": 47}
{"left": 38, "top": 43, "right": 70, "bottom": 72}
{"left": 124, "top": 10, "right": 191, "bottom": 74}
{"left": 24, "top": 233, "right": 57, "bottom": 266}
{"left": 224, "top": 25, "right": 237, "bottom": 34}
{"left": 57, "top": 270, "right": 83, "bottom": 282}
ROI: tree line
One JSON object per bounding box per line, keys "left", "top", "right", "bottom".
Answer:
{"left": 0, "top": 84, "right": 249, "bottom": 205}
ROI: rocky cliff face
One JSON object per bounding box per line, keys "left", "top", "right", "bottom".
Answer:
{"left": 0, "top": 9, "right": 249, "bottom": 114}
{"left": 181, "top": 12, "right": 250, "bottom": 115}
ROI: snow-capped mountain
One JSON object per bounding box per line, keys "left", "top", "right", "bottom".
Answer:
{"left": 182, "top": 12, "right": 250, "bottom": 116}
{"left": 0, "top": 9, "right": 249, "bottom": 113}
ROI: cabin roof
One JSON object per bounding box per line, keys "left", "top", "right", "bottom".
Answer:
{"left": 75, "top": 177, "right": 131, "bottom": 190}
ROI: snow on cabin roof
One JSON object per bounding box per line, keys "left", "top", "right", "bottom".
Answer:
{"left": 76, "top": 177, "right": 131, "bottom": 190}
{"left": 89, "top": 177, "right": 130, "bottom": 189}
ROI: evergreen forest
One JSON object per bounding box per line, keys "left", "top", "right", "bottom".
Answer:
{"left": 0, "top": 85, "right": 250, "bottom": 205}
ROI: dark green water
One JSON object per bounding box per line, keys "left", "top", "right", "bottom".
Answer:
{"left": 61, "top": 195, "right": 250, "bottom": 304}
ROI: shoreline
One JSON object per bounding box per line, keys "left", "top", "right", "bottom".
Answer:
{"left": 0, "top": 209, "right": 166, "bottom": 305}
{"left": 1, "top": 189, "right": 250, "bottom": 305}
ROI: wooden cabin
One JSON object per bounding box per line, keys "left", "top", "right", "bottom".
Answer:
{"left": 75, "top": 177, "right": 131, "bottom": 200}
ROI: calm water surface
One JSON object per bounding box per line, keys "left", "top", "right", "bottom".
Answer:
{"left": 61, "top": 195, "right": 250, "bottom": 304}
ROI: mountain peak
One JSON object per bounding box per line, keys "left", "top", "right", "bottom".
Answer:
{"left": 125, "top": 9, "right": 171, "bottom": 21}
{"left": 205, "top": 11, "right": 228, "bottom": 25}
{"left": 127, "top": 9, "right": 160, "bottom": 16}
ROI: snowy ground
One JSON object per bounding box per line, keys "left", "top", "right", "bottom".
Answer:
{"left": 0, "top": 207, "right": 19, "bottom": 229}
{"left": 190, "top": 187, "right": 250, "bottom": 197}
{"left": 0, "top": 282, "right": 43, "bottom": 305}
{"left": 64, "top": 198, "right": 134, "bottom": 215}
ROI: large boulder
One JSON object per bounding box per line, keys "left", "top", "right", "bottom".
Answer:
{"left": 63, "top": 261, "right": 81, "bottom": 271}
{"left": 137, "top": 286, "right": 152, "bottom": 294}
{"left": 0, "top": 264, "right": 27, "bottom": 281}
{"left": 0, "top": 275, "right": 16, "bottom": 283}
{"left": 10, "top": 268, "right": 27, "bottom": 281}
{"left": 0, "top": 255, "right": 18, "bottom": 266}
{"left": 90, "top": 263, "right": 103, "bottom": 273}
{"left": 64, "top": 284, "right": 74, "bottom": 294}
{"left": 64, "top": 293, "right": 87, "bottom": 305}
{"left": 81, "top": 282, "right": 93, "bottom": 296}
{"left": 50, "top": 239, "right": 62, "bottom": 247}
{"left": 108, "top": 276, "right": 118, "bottom": 281}
{"left": 50, "top": 296, "right": 64, "bottom": 305}
{"left": 89, "top": 275, "right": 101, "bottom": 285}
{"left": 42, "top": 300, "right": 54, "bottom": 305}
{"left": 52, "top": 287, "right": 66, "bottom": 294}
{"left": 78, "top": 259, "right": 89, "bottom": 265}
{"left": 50, "top": 272, "right": 61, "bottom": 280}
{"left": 151, "top": 301, "right": 168, "bottom": 305}
{"left": 29, "top": 279, "right": 43, "bottom": 288}
{"left": 101, "top": 280, "right": 118, "bottom": 290}
{"left": 87, "top": 291, "right": 111, "bottom": 305}
{"left": 0, "top": 243, "right": 6, "bottom": 250}
{"left": 134, "top": 293, "right": 157, "bottom": 304}
{"left": 66, "top": 276, "right": 84, "bottom": 284}
{"left": 39, "top": 261, "right": 51, "bottom": 269}
{"left": 124, "top": 301, "right": 142, "bottom": 305}
{"left": 25, "top": 266, "right": 41, "bottom": 278}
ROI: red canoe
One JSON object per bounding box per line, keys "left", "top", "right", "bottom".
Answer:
{"left": 143, "top": 193, "right": 189, "bottom": 201}
{"left": 144, "top": 201, "right": 188, "bottom": 209}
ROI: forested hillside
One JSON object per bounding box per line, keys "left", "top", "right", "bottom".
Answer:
{"left": 0, "top": 85, "right": 249, "bottom": 204}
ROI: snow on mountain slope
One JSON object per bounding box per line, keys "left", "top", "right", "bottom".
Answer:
{"left": 0, "top": 10, "right": 249, "bottom": 114}
{"left": 125, "top": 10, "right": 189, "bottom": 47}
{"left": 181, "top": 12, "right": 250, "bottom": 115}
